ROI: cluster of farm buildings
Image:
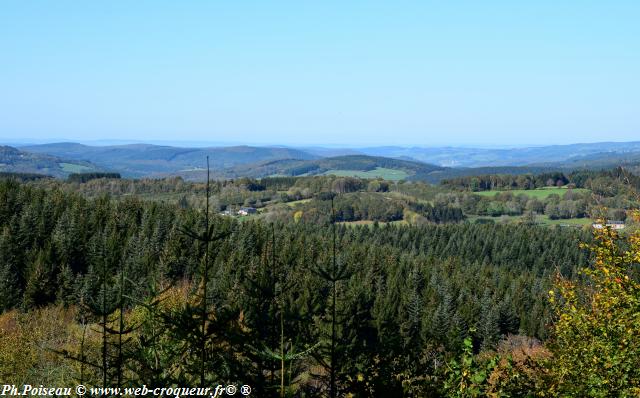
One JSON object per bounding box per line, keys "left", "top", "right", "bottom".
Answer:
{"left": 220, "top": 207, "right": 257, "bottom": 217}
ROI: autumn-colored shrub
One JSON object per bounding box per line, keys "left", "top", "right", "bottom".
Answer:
{"left": 549, "top": 211, "right": 640, "bottom": 396}
{"left": 0, "top": 306, "right": 84, "bottom": 385}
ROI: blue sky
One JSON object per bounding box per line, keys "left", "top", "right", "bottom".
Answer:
{"left": 1, "top": 1, "right": 638, "bottom": 147}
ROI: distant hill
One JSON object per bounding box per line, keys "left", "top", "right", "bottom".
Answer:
{"left": 211, "top": 155, "right": 567, "bottom": 183}
{"left": 0, "top": 146, "right": 98, "bottom": 178}
{"left": 199, "top": 155, "right": 447, "bottom": 181}
{"left": 20, "top": 143, "right": 318, "bottom": 177}
{"left": 296, "top": 147, "right": 362, "bottom": 157}
{"left": 15, "top": 141, "right": 640, "bottom": 182}
{"left": 359, "top": 142, "right": 640, "bottom": 168}
{"left": 537, "top": 151, "right": 640, "bottom": 170}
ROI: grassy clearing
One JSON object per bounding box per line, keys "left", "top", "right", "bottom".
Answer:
{"left": 475, "top": 187, "right": 590, "bottom": 199}
{"left": 59, "top": 162, "right": 93, "bottom": 173}
{"left": 323, "top": 167, "right": 409, "bottom": 181}
{"left": 285, "top": 198, "right": 312, "bottom": 207}
{"left": 537, "top": 216, "right": 592, "bottom": 226}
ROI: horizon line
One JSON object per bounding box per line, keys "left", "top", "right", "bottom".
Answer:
{"left": 3, "top": 138, "right": 640, "bottom": 150}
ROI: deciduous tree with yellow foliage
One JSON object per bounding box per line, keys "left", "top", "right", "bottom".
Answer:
{"left": 549, "top": 211, "right": 640, "bottom": 396}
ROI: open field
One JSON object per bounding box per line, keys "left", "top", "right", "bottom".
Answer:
{"left": 475, "top": 187, "right": 590, "bottom": 199}
{"left": 323, "top": 167, "right": 409, "bottom": 181}
{"left": 537, "top": 216, "right": 592, "bottom": 226}
{"left": 285, "top": 198, "right": 312, "bottom": 207}
{"left": 59, "top": 162, "right": 94, "bottom": 173}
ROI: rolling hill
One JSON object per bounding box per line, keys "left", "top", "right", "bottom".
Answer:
{"left": 537, "top": 151, "right": 640, "bottom": 170}
{"left": 20, "top": 143, "right": 318, "bottom": 177}
{"left": 0, "top": 146, "right": 98, "bottom": 178}
{"left": 206, "top": 155, "right": 446, "bottom": 181}
{"left": 359, "top": 142, "right": 640, "bottom": 168}
{"left": 13, "top": 141, "right": 640, "bottom": 182}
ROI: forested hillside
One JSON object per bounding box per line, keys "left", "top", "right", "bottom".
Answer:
{"left": 0, "top": 176, "right": 582, "bottom": 393}
{"left": 21, "top": 143, "right": 318, "bottom": 178}
{"left": 15, "top": 168, "right": 638, "bottom": 228}
{"left": 2, "top": 170, "right": 640, "bottom": 395}
{"left": 15, "top": 142, "right": 640, "bottom": 184}
{"left": 214, "top": 155, "right": 445, "bottom": 181}
{"left": 0, "top": 146, "right": 98, "bottom": 178}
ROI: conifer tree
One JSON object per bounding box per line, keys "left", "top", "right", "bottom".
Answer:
{"left": 478, "top": 290, "right": 500, "bottom": 351}
{"left": 156, "top": 157, "right": 235, "bottom": 386}
{"left": 250, "top": 224, "right": 320, "bottom": 397}
{"left": 22, "top": 247, "right": 56, "bottom": 309}
{"left": 0, "top": 227, "right": 21, "bottom": 311}
{"left": 56, "top": 264, "right": 75, "bottom": 307}
{"left": 314, "top": 194, "right": 352, "bottom": 398}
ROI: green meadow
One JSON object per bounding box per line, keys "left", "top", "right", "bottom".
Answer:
{"left": 323, "top": 167, "right": 408, "bottom": 181}
{"left": 475, "top": 186, "right": 590, "bottom": 199}
{"left": 59, "top": 162, "right": 94, "bottom": 173}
